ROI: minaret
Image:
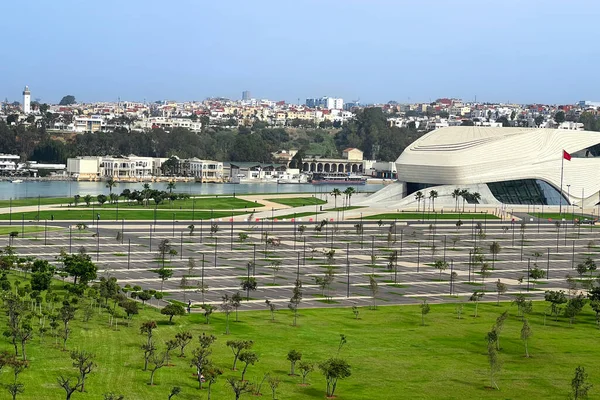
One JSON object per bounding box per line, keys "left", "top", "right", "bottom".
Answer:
{"left": 22, "top": 86, "right": 31, "bottom": 114}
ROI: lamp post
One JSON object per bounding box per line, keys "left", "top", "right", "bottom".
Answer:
{"left": 566, "top": 184, "right": 571, "bottom": 219}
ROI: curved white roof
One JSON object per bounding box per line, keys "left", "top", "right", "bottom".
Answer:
{"left": 395, "top": 127, "right": 600, "bottom": 206}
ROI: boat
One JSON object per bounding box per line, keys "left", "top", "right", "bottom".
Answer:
{"left": 311, "top": 173, "right": 367, "bottom": 185}
{"left": 10, "top": 179, "right": 23, "bottom": 183}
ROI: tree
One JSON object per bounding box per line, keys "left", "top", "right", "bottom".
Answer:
{"left": 156, "top": 267, "right": 173, "bottom": 293}
{"left": 57, "top": 375, "right": 82, "bottom": 400}
{"left": 227, "top": 377, "right": 254, "bottom": 400}
{"left": 570, "top": 366, "right": 592, "bottom": 400}
{"left": 433, "top": 260, "right": 448, "bottom": 281}
{"left": 299, "top": 361, "right": 314, "bottom": 385}
{"left": 369, "top": 275, "right": 379, "bottom": 310}
{"left": 201, "top": 304, "right": 216, "bottom": 324}
{"left": 489, "top": 242, "right": 501, "bottom": 269}
{"left": 420, "top": 299, "right": 430, "bottom": 326}
{"left": 6, "top": 382, "right": 24, "bottom": 400}
{"left": 331, "top": 188, "right": 341, "bottom": 210}
{"left": 451, "top": 189, "right": 461, "bottom": 211}
{"left": 495, "top": 279, "right": 507, "bottom": 305}
{"left": 60, "top": 252, "right": 97, "bottom": 285}
{"left": 554, "top": 110, "right": 566, "bottom": 125}
{"left": 564, "top": 294, "right": 587, "bottom": 325}
{"left": 103, "top": 393, "right": 124, "bottom": 400}
{"left": 168, "top": 386, "right": 181, "bottom": 400}
{"left": 414, "top": 191, "right": 424, "bottom": 212}
{"left": 521, "top": 319, "right": 532, "bottom": 358}
{"left": 204, "top": 364, "right": 222, "bottom": 400}
{"left": 429, "top": 190, "right": 438, "bottom": 212}
{"left": 70, "top": 350, "right": 95, "bottom": 392}
{"left": 287, "top": 349, "right": 302, "bottom": 375}
{"left": 494, "top": 311, "right": 509, "bottom": 351}
{"left": 227, "top": 340, "right": 253, "bottom": 371}
{"left": 105, "top": 178, "right": 117, "bottom": 195}
{"left": 59, "top": 303, "right": 76, "bottom": 350}
{"left": 487, "top": 331, "right": 501, "bottom": 390}
{"left": 231, "top": 292, "right": 243, "bottom": 322}
{"left": 545, "top": 290, "right": 567, "bottom": 321}
{"left": 175, "top": 331, "right": 193, "bottom": 357}
{"left": 161, "top": 304, "right": 185, "bottom": 324}
{"left": 96, "top": 194, "right": 107, "bottom": 206}
{"left": 221, "top": 294, "right": 234, "bottom": 334}
{"left": 267, "top": 375, "right": 280, "bottom": 400}
{"left": 265, "top": 299, "right": 277, "bottom": 321}
{"left": 289, "top": 279, "right": 303, "bottom": 326}
{"left": 318, "top": 358, "right": 351, "bottom": 398}
{"left": 469, "top": 291, "right": 484, "bottom": 317}
{"left": 535, "top": 115, "right": 545, "bottom": 127}
{"left": 59, "top": 95, "right": 76, "bottom": 105}
{"left": 148, "top": 351, "right": 167, "bottom": 385}
{"left": 239, "top": 351, "right": 258, "bottom": 381}
{"left": 343, "top": 187, "right": 356, "bottom": 207}
{"left": 241, "top": 277, "right": 258, "bottom": 300}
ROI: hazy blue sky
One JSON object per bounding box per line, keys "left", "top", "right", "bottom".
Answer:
{"left": 2, "top": 0, "right": 599, "bottom": 104}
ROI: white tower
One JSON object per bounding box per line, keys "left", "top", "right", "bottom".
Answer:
{"left": 22, "top": 86, "right": 31, "bottom": 114}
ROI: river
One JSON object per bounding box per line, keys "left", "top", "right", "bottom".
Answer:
{"left": 0, "top": 181, "right": 385, "bottom": 200}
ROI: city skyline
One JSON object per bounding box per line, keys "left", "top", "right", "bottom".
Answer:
{"left": 2, "top": 0, "right": 600, "bottom": 104}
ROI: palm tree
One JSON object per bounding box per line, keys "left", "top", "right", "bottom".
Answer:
{"left": 459, "top": 189, "right": 469, "bottom": 213}
{"left": 106, "top": 178, "right": 117, "bottom": 195}
{"left": 472, "top": 192, "right": 481, "bottom": 213}
{"left": 343, "top": 187, "right": 356, "bottom": 207}
{"left": 452, "top": 189, "right": 461, "bottom": 212}
{"left": 429, "top": 190, "right": 438, "bottom": 212}
{"left": 167, "top": 181, "right": 176, "bottom": 195}
{"left": 414, "top": 191, "right": 424, "bottom": 212}
{"left": 331, "top": 188, "right": 341, "bottom": 209}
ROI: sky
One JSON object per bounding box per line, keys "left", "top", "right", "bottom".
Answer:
{"left": 2, "top": 0, "right": 599, "bottom": 105}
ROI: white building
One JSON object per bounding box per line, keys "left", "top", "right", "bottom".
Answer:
{"left": 306, "top": 97, "right": 344, "bottom": 110}
{"left": 373, "top": 126, "right": 600, "bottom": 208}
{"left": 67, "top": 156, "right": 101, "bottom": 179}
{"left": 67, "top": 155, "right": 166, "bottom": 180}
{"left": 136, "top": 117, "right": 203, "bottom": 132}
{"left": 73, "top": 116, "right": 104, "bottom": 133}
{"left": 0, "top": 154, "right": 20, "bottom": 173}
{"left": 22, "top": 86, "right": 31, "bottom": 114}
{"left": 185, "top": 158, "right": 224, "bottom": 182}
{"left": 100, "top": 156, "right": 154, "bottom": 178}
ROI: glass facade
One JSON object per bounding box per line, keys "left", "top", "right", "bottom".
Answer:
{"left": 487, "top": 179, "right": 569, "bottom": 205}
{"left": 406, "top": 182, "right": 436, "bottom": 196}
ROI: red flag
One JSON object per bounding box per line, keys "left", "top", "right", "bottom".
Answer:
{"left": 563, "top": 150, "right": 571, "bottom": 161}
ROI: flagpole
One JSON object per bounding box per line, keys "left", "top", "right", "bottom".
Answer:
{"left": 559, "top": 153, "right": 564, "bottom": 216}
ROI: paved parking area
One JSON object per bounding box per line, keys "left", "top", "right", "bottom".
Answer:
{"left": 2, "top": 217, "right": 599, "bottom": 311}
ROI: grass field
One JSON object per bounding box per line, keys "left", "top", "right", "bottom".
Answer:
{"left": 90, "top": 197, "right": 261, "bottom": 210}
{"left": 268, "top": 211, "right": 322, "bottom": 220}
{"left": 530, "top": 212, "right": 596, "bottom": 222}
{"left": 325, "top": 206, "right": 365, "bottom": 212}
{"left": 0, "top": 225, "right": 63, "bottom": 235}
{"left": 269, "top": 197, "right": 327, "bottom": 207}
{"left": 0, "top": 197, "right": 73, "bottom": 208}
{"left": 0, "top": 209, "right": 247, "bottom": 221}
{"left": 360, "top": 212, "right": 500, "bottom": 220}
{"left": 1, "top": 287, "right": 599, "bottom": 400}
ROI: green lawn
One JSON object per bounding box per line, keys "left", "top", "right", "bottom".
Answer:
{"left": 325, "top": 206, "right": 365, "bottom": 212}
{"left": 95, "top": 197, "right": 261, "bottom": 210}
{"left": 0, "top": 225, "right": 63, "bottom": 235}
{"left": 0, "top": 209, "right": 247, "bottom": 221}
{"left": 269, "top": 197, "right": 327, "bottom": 207}
{"left": 530, "top": 212, "right": 596, "bottom": 222}
{"left": 0, "top": 197, "right": 72, "bottom": 208}
{"left": 1, "top": 279, "right": 599, "bottom": 400}
{"left": 360, "top": 212, "right": 500, "bottom": 220}
{"left": 0, "top": 196, "right": 262, "bottom": 210}
{"left": 268, "top": 211, "right": 323, "bottom": 220}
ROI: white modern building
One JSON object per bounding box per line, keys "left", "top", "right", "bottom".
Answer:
{"left": 366, "top": 127, "right": 600, "bottom": 208}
